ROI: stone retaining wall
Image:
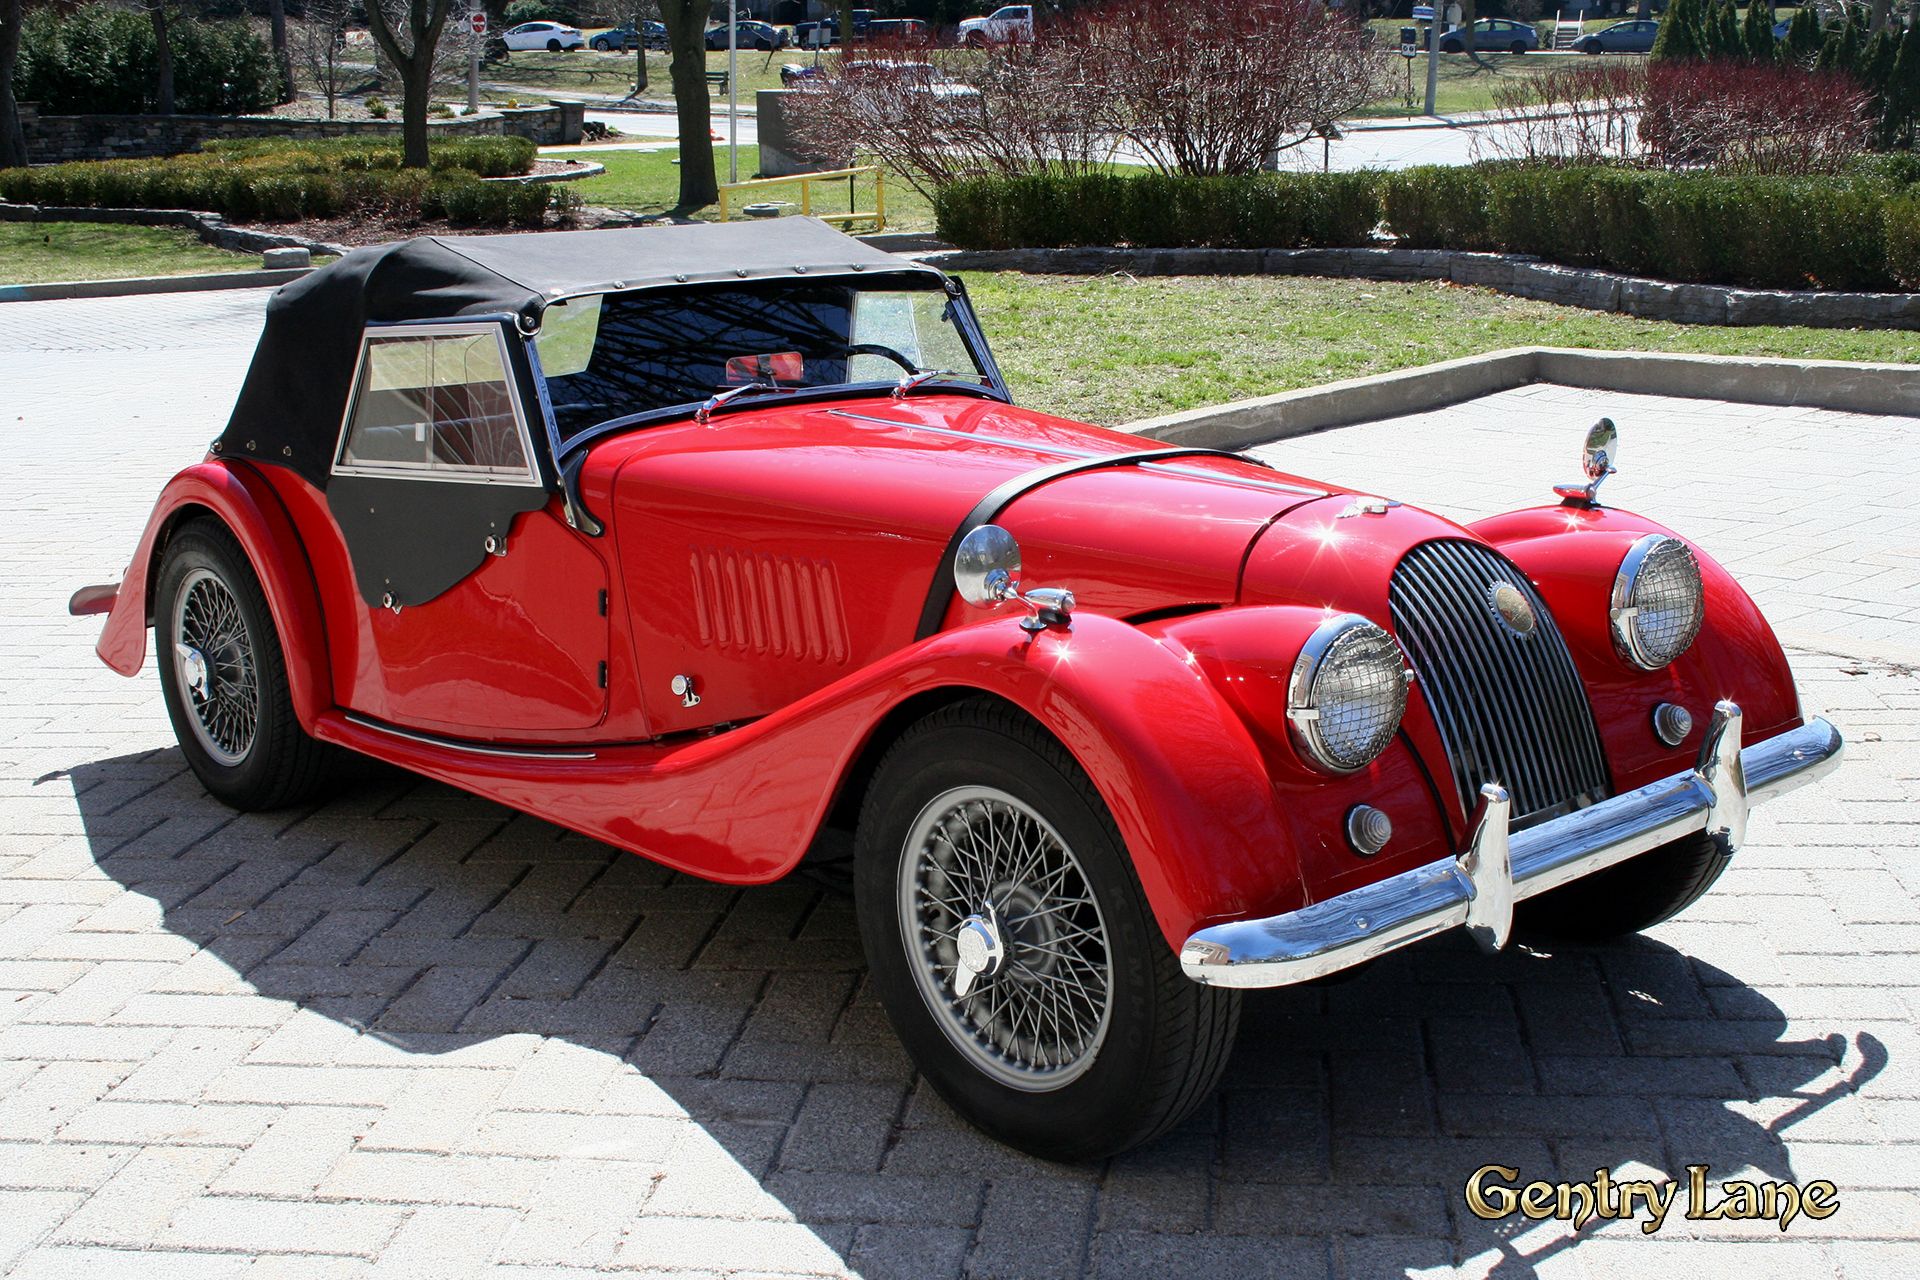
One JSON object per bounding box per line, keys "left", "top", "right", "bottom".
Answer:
{"left": 16, "top": 100, "right": 585, "bottom": 164}
{"left": 919, "top": 246, "right": 1920, "bottom": 332}
{"left": 0, "top": 202, "right": 350, "bottom": 258}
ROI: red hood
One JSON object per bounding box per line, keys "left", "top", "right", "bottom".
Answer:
{"left": 584, "top": 393, "right": 1344, "bottom": 732}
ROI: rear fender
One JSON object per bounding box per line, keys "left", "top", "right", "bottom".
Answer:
{"left": 96, "top": 461, "right": 333, "bottom": 730}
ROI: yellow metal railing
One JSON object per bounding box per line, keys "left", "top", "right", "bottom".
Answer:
{"left": 717, "top": 165, "right": 886, "bottom": 231}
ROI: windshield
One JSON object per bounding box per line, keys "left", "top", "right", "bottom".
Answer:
{"left": 535, "top": 276, "right": 994, "bottom": 440}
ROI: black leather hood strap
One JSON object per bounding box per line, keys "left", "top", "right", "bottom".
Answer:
{"left": 914, "top": 446, "right": 1271, "bottom": 640}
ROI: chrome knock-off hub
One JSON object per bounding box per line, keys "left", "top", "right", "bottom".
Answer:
{"left": 174, "top": 643, "right": 210, "bottom": 699}
{"left": 951, "top": 909, "right": 1006, "bottom": 998}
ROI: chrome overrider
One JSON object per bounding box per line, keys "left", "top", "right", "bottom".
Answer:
{"left": 1180, "top": 701, "right": 1844, "bottom": 988}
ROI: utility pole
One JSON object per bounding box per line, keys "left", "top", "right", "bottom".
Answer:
{"left": 727, "top": 0, "right": 739, "bottom": 184}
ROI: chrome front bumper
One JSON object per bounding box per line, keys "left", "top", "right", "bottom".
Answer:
{"left": 1181, "top": 701, "right": 1843, "bottom": 988}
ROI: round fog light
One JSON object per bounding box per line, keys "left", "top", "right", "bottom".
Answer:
{"left": 1653, "top": 702, "right": 1693, "bottom": 747}
{"left": 1347, "top": 805, "right": 1393, "bottom": 856}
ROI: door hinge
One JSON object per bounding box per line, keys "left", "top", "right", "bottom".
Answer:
{"left": 597, "top": 661, "right": 608, "bottom": 689}
{"left": 597, "top": 589, "right": 608, "bottom": 617}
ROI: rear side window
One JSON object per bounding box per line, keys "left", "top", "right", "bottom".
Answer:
{"left": 335, "top": 326, "right": 538, "bottom": 484}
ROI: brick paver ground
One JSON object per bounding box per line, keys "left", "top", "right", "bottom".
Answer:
{"left": 2, "top": 290, "right": 1916, "bottom": 1278}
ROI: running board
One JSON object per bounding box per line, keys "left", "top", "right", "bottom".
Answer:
{"left": 342, "top": 712, "right": 599, "bottom": 761}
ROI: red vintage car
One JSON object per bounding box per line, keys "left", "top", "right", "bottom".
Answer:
{"left": 75, "top": 219, "right": 1841, "bottom": 1159}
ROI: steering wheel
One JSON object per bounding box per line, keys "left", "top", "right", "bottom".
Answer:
{"left": 845, "top": 342, "right": 919, "bottom": 373}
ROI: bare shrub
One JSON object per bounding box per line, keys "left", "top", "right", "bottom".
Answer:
{"left": 787, "top": 0, "right": 1390, "bottom": 195}
{"left": 1640, "top": 61, "right": 1873, "bottom": 174}
{"left": 1479, "top": 58, "right": 1873, "bottom": 176}
{"left": 786, "top": 41, "right": 1110, "bottom": 199}
{"left": 1070, "top": 0, "right": 1390, "bottom": 176}
{"left": 1477, "top": 62, "right": 1648, "bottom": 164}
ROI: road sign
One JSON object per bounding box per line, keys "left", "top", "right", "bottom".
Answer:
{"left": 1412, "top": 4, "right": 1434, "bottom": 19}
{"left": 469, "top": 11, "right": 488, "bottom": 35}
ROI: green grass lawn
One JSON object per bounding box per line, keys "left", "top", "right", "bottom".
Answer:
{"left": 0, "top": 223, "right": 261, "bottom": 285}
{"left": 573, "top": 146, "right": 935, "bottom": 231}
{"left": 965, "top": 273, "right": 1919, "bottom": 426}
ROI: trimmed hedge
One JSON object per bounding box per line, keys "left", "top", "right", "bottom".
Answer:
{"left": 935, "top": 172, "right": 1381, "bottom": 252}
{"left": 0, "top": 137, "right": 555, "bottom": 229}
{"left": 935, "top": 165, "right": 1919, "bottom": 293}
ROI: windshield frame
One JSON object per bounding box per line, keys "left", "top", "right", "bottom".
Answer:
{"left": 543, "top": 271, "right": 1012, "bottom": 466}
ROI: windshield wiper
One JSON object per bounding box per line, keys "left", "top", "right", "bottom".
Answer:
{"left": 694, "top": 381, "right": 796, "bottom": 425}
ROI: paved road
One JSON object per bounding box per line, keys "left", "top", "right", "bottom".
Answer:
{"left": 571, "top": 109, "right": 1554, "bottom": 172}
{"left": 2, "top": 290, "right": 1916, "bottom": 1277}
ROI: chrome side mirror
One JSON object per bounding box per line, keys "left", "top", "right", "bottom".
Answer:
{"left": 955, "top": 524, "right": 1022, "bottom": 607}
{"left": 1554, "top": 417, "right": 1618, "bottom": 508}
{"left": 953, "top": 524, "right": 1074, "bottom": 632}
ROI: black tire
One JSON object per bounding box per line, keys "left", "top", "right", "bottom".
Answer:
{"left": 1510, "top": 40, "right": 1528, "bottom": 53}
{"left": 965, "top": 31, "right": 988, "bottom": 47}
{"left": 1516, "top": 832, "right": 1730, "bottom": 942}
{"left": 592, "top": 37, "right": 611, "bottom": 51}
{"left": 547, "top": 38, "right": 562, "bottom": 51}
{"left": 854, "top": 698, "right": 1239, "bottom": 1161}
{"left": 154, "top": 520, "right": 337, "bottom": 811}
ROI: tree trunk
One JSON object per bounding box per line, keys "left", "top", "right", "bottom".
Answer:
{"left": 1869, "top": 0, "right": 1890, "bottom": 33}
{"left": 634, "top": 5, "right": 648, "bottom": 92}
{"left": 0, "top": 0, "right": 26, "bottom": 169}
{"left": 364, "top": 0, "right": 454, "bottom": 169}
{"left": 152, "top": 4, "right": 175, "bottom": 115}
{"left": 269, "top": 0, "right": 294, "bottom": 103}
{"left": 1638, "top": 0, "right": 1650, "bottom": 20}
{"left": 661, "top": 0, "right": 717, "bottom": 209}
{"left": 838, "top": 0, "right": 856, "bottom": 53}
{"left": 400, "top": 62, "right": 433, "bottom": 168}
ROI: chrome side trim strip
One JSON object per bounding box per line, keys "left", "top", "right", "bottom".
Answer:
{"left": 1179, "top": 703, "right": 1843, "bottom": 988}
{"left": 343, "top": 712, "right": 599, "bottom": 761}
{"left": 824, "top": 409, "right": 1326, "bottom": 499}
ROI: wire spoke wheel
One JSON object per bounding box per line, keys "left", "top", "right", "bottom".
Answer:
{"left": 897, "top": 785, "right": 1113, "bottom": 1091}
{"left": 171, "top": 567, "right": 258, "bottom": 768}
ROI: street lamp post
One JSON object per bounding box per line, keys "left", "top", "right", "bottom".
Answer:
{"left": 1423, "top": 6, "right": 1440, "bottom": 117}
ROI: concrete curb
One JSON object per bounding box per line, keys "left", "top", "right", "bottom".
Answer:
{"left": 488, "top": 161, "right": 606, "bottom": 184}
{"left": 1122, "top": 346, "right": 1920, "bottom": 448}
{"left": 920, "top": 246, "right": 1920, "bottom": 332}
{"left": 0, "top": 268, "right": 311, "bottom": 303}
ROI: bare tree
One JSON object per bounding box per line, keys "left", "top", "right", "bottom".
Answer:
{"left": 0, "top": 0, "right": 25, "bottom": 167}
{"left": 297, "top": 1, "right": 356, "bottom": 119}
{"left": 365, "top": 0, "right": 458, "bottom": 167}
{"left": 659, "top": 0, "right": 717, "bottom": 208}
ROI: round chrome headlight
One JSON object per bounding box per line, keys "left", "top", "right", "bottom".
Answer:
{"left": 1286, "top": 615, "right": 1410, "bottom": 773}
{"left": 1610, "top": 534, "right": 1704, "bottom": 670}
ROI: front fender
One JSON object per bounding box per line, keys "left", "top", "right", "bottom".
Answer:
{"left": 1472, "top": 504, "right": 1802, "bottom": 790}
{"left": 315, "top": 610, "right": 1295, "bottom": 951}
{"left": 94, "top": 460, "right": 333, "bottom": 730}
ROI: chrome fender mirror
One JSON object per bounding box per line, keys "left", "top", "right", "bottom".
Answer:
{"left": 953, "top": 524, "right": 1075, "bottom": 631}
{"left": 1554, "top": 417, "right": 1618, "bottom": 508}
{"left": 954, "top": 524, "right": 1022, "bottom": 608}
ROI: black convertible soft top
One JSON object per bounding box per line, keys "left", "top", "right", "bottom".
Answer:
{"left": 216, "top": 219, "right": 935, "bottom": 490}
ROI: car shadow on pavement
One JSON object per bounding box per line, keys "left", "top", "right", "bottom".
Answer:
{"left": 64, "top": 746, "right": 1887, "bottom": 1278}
